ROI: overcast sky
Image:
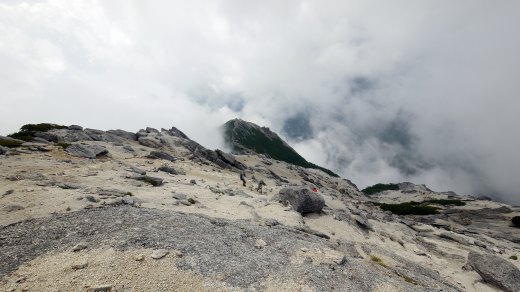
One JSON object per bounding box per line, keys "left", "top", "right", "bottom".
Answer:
{"left": 1, "top": 0, "right": 519, "bottom": 204}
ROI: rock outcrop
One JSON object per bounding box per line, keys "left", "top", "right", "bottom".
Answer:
{"left": 468, "top": 251, "right": 520, "bottom": 292}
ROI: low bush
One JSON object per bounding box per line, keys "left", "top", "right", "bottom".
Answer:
{"left": 8, "top": 123, "right": 67, "bottom": 141}
{"left": 378, "top": 202, "right": 439, "bottom": 215}
{"left": 370, "top": 255, "right": 389, "bottom": 268}
{"left": 423, "top": 199, "right": 466, "bottom": 206}
{"left": 362, "top": 183, "right": 399, "bottom": 195}
{"left": 510, "top": 255, "right": 518, "bottom": 260}
{"left": 55, "top": 143, "right": 71, "bottom": 149}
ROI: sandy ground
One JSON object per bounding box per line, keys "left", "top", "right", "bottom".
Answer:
{"left": 1, "top": 141, "right": 519, "bottom": 291}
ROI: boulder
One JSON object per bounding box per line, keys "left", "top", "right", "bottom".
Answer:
{"left": 33, "top": 132, "right": 58, "bottom": 142}
{"left": 147, "top": 151, "right": 177, "bottom": 162}
{"left": 158, "top": 166, "right": 184, "bottom": 175}
{"left": 273, "top": 187, "right": 325, "bottom": 214}
{"left": 138, "top": 137, "right": 162, "bottom": 148}
{"left": 53, "top": 130, "right": 93, "bottom": 142}
{"left": 68, "top": 125, "right": 83, "bottom": 130}
{"left": 66, "top": 144, "right": 108, "bottom": 159}
{"left": 130, "top": 175, "right": 163, "bottom": 187}
{"left": 468, "top": 251, "right": 520, "bottom": 292}
{"left": 0, "top": 145, "right": 9, "bottom": 155}
{"left": 439, "top": 232, "right": 473, "bottom": 246}
{"left": 107, "top": 129, "right": 137, "bottom": 141}
{"left": 84, "top": 129, "right": 126, "bottom": 144}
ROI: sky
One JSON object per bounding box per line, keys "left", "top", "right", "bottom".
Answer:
{"left": 1, "top": 0, "right": 519, "bottom": 204}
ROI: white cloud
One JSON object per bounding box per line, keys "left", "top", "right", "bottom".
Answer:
{"left": 1, "top": 0, "right": 519, "bottom": 203}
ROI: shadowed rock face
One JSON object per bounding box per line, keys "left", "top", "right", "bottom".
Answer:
{"left": 468, "top": 251, "right": 520, "bottom": 292}
{"left": 273, "top": 187, "right": 325, "bottom": 214}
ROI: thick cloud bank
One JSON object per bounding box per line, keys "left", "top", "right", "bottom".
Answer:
{"left": 1, "top": 1, "right": 519, "bottom": 203}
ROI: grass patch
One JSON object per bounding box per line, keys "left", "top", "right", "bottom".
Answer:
{"left": 378, "top": 202, "right": 439, "bottom": 215}
{"left": 401, "top": 275, "right": 417, "bottom": 285}
{"left": 55, "top": 142, "right": 71, "bottom": 149}
{"left": 370, "top": 256, "right": 389, "bottom": 268}
{"left": 512, "top": 216, "right": 520, "bottom": 228}
{"left": 362, "top": 183, "right": 399, "bottom": 195}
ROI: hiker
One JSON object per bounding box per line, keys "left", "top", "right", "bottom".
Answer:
{"left": 256, "top": 180, "right": 266, "bottom": 194}
{"left": 240, "top": 171, "right": 246, "bottom": 186}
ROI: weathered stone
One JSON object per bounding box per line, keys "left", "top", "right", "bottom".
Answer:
{"left": 172, "top": 193, "right": 187, "bottom": 200}
{"left": 130, "top": 175, "right": 163, "bottom": 187}
{"left": 353, "top": 215, "right": 374, "bottom": 231}
{"left": 0, "top": 145, "right": 9, "bottom": 154}
{"left": 411, "top": 224, "right": 435, "bottom": 233}
{"left": 134, "top": 254, "right": 145, "bottom": 262}
{"left": 72, "top": 243, "right": 87, "bottom": 252}
{"left": 72, "top": 260, "right": 88, "bottom": 270}
{"left": 86, "top": 284, "right": 112, "bottom": 292}
{"left": 159, "top": 166, "right": 184, "bottom": 175}
{"left": 138, "top": 137, "right": 162, "bottom": 148}
{"left": 33, "top": 132, "right": 58, "bottom": 142}
{"left": 147, "top": 151, "right": 177, "bottom": 162}
{"left": 264, "top": 219, "right": 280, "bottom": 227}
{"left": 151, "top": 249, "right": 169, "bottom": 259}
{"left": 66, "top": 144, "right": 108, "bottom": 159}
{"left": 128, "top": 165, "right": 146, "bottom": 175}
{"left": 439, "top": 232, "right": 472, "bottom": 246}
{"left": 468, "top": 251, "right": 520, "bottom": 292}
{"left": 255, "top": 239, "right": 267, "bottom": 249}
{"left": 68, "top": 125, "right": 83, "bottom": 130}
{"left": 122, "top": 145, "right": 135, "bottom": 152}
{"left": 273, "top": 187, "right": 325, "bottom": 214}
{"left": 107, "top": 129, "right": 137, "bottom": 141}
{"left": 3, "top": 204, "right": 25, "bottom": 212}
{"left": 85, "top": 195, "right": 99, "bottom": 203}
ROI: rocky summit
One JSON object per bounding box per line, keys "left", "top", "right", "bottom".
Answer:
{"left": 0, "top": 122, "right": 519, "bottom": 291}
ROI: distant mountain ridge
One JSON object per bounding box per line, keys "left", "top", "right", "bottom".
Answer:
{"left": 223, "top": 119, "right": 339, "bottom": 177}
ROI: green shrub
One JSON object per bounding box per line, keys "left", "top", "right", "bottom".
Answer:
{"left": 188, "top": 198, "right": 196, "bottom": 204}
{"left": 510, "top": 255, "right": 518, "bottom": 260}
{"left": 378, "top": 202, "right": 439, "bottom": 215}
{"left": 8, "top": 123, "right": 67, "bottom": 141}
{"left": 423, "top": 199, "right": 466, "bottom": 206}
{"left": 362, "top": 183, "right": 399, "bottom": 195}
{"left": 55, "top": 143, "right": 71, "bottom": 149}
{"left": 370, "top": 255, "right": 388, "bottom": 268}
{"left": 512, "top": 216, "right": 520, "bottom": 228}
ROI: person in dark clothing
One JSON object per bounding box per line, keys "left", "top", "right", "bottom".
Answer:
{"left": 240, "top": 171, "right": 246, "bottom": 186}
{"left": 256, "top": 180, "right": 266, "bottom": 194}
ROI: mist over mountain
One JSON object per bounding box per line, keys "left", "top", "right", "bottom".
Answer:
{"left": 1, "top": 1, "right": 519, "bottom": 204}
